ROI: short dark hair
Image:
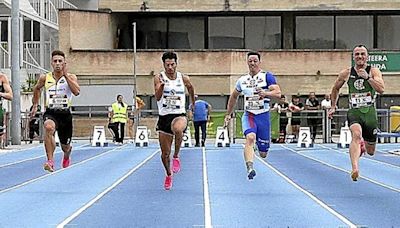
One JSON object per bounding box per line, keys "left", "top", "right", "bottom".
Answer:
{"left": 162, "top": 51, "right": 178, "bottom": 63}
{"left": 51, "top": 50, "right": 65, "bottom": 58}
{"left": 353, "top": 44, "right": 368, "bottom": 52}
{"left": 117, "top": 94, "right": 123, "bottom": 99}
{"left": 280, "top": 95, "right": 285, "bottom": 99}
{"left": 247, "top": 51, "right": 261, "bottom": 61}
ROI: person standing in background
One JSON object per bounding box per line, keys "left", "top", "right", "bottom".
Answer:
{"left": 189, "top": 95, "right": 212, "bottom": 147}
{"left": 128, "top": 96, "right": 145, "bottom": 142}
{"left": 109, "top": 94, "right": 128, "bottom": 145}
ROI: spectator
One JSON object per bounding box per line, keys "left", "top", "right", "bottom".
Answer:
{"left": 127, "top": 96, "right": 146, "bottom": 142}
{"left": 272, "top": 95, "right": 289, "bottom": 143}
{"left": 189, "top": 95, "right": 212, "bottom": 147}
{"left": 305, "top": 92, "right": 320, "bottom": 142}
{"left": 289, "top": 95, "right": 304, "bottom": 141}
{"left": 321, "top": 94, "right": 332, "bottom": 110}
{"left": 29, "top": 105, "right": 41, "bottom": 143}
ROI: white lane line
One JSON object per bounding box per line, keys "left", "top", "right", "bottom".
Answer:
{"left": 56, "top": 149, "right": 160, "bottom": 228}
{"left": 317, "top": 144, "right": 400, "bottom": 169}
{"left": 202, "top": 147, "right": 212, "bottom": 228}
{"left": 0, "top": 144, "right": 89, "bottom": 169}
{"left": 256, "top": 155, "right": 357, "bottom": 228}
{"left": 0, "top": 144, "right": 128, "bottom": 195}
{"left": 0, "top": 145, "right": 42, "bottom": 155}
{"left": 281, "top": 144, "right": 400, "bottom": 193}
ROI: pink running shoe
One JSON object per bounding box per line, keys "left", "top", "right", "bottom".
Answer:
{"left": 62, "top": 157, "right": 71, "bottom": 168}
{"left": 172, "top": 158, "right": 181, "bottom": 173}
{"left": 360, "top": 139, "right": 366, "bottom": 157}
{"left": 43, "top": 160, "right": 54, "bottom": 173}
{"left": 164, "top": 175, "right": 173, "bottom": 190}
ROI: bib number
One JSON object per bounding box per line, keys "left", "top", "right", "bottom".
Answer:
{"left": 162, "top": 95, "right": 181, "bottom": 109}
{"left": 48, "top": 94, "right": 69, "bottom": 109}
{"left": 244, "top": 95, "right": 263, "bottom": 111}
{"left": 351, "top": 92, "right": 372, "bottom": 108}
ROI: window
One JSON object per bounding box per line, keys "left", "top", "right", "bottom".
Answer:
{"left": 0, "top": 20, "right": 7, "bottom": 42}
{"left": 209, "top": 17, "right": 244, "bottom": 49}
{"left": 378, "top": 16, "right": 400, "bottom": 49}
{"left": 23, "top": 21, "right": 40, "bottom": 42}
{"left": 296, "top": 16, "right": 334, "bottom": 49}
{"left": 136, "top": 18, "right": 167, "bottom": 49}
{"left": 168, "top": 17, "right": 205, "bottom": 49}
{"left": 336, "top": 16, "right": 373, "bottom": 49}
{"left": 245, "top": 16, "right": 281, "bottom": 49}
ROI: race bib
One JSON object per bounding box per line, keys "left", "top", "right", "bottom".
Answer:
{"left": 350, "top": 92, "right": 373, "bottom": 108}
{"left": 244, "top": 94, "right": 264, "bottom": 111}
{"left": 48, "top": 94, "right": 69, "bottom": 109}
{"left": 162, "top": 95, "right": 181, "bottom": 109}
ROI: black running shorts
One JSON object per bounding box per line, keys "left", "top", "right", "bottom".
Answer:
{"left": 156, "top": 113, "right": 186, "bottom": 135}
{"left": 43, "top": 109, "right": 73, "bottom": 145}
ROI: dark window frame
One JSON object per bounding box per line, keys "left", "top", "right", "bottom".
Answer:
{"left": 120, "top": 10, "right": 400, "bottom": 50}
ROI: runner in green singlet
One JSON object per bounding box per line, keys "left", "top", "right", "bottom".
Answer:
{"left": 328, "top": 45, "right": 385, "bottom": 181}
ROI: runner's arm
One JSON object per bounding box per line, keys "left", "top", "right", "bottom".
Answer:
{"left": 0, "top": 74, "right": 13, "bottom": 101}
{"left": 154, "top": 74, "right": 164, "bottom": 101}
{"left": 65, "top": 73, "right": 80, "bottom": 96}
{"left": 182, "top": 74, "right": 195, "bottom": 109}
{"left": 226, "top": 89, "right": 240, "bottom": 116}
{"left": 368, "top": 68, "right": 385, "bottom": 94}
{"left": 330, "top": 68, "right": 349, "bottom": 109}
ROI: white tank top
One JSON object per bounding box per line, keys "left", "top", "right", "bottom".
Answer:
{"left": 44, "top": 72, "right": 73, "bottom": 111}
{"left": 157, "top": 71, "right": 186, "bottom": 116}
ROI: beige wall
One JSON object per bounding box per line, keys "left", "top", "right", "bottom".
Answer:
{"left": 59, "top": 10, "right": 400, "bottom": 96}
{"left": 99, "top": 0, "right": 400, "bottom": 12}
{"left": 66, "top": 50, "right": 400, "bottom": 95}
{"left": 59, "top": 10, "right": 116, "bottom": 51}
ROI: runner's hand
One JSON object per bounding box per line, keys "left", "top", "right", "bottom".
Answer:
{"left": 356, "top": 68, "right": 369, "bottom": 80}
{"left": 255, "top": 87, "right": 265, "bottom": 98}
{"left": 224, "top": 114, "right": 231, "bottom": 128}
{"left": 30, "top": 105, "right": 37, "bottom": 120}
{"left": 63, "top": 62, "right": 68, "bottom": 77}
{"left": 158, "top": 75, "right": 165, "bottom": 86}
{"left": 327, "top": 107, "right": 336, "bottom": 119}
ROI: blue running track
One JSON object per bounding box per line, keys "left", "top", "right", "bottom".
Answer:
{"left": 0, "top": 142, "right": 400, "bottom": 227}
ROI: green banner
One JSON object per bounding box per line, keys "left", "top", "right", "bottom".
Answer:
{"left": 189, "top": 111, "right": 279, "bottom": 140}
{"left": 352, "top": 51, "right": 400, "bottom": 72}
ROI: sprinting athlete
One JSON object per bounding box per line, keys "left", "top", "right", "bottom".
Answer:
{"left": 329, "top": 45, "right": 385, "bottom": 181}
{"left": 225, "top": 51, "right": 281, "bottom": 180}
{"left": 154, "top": 51, "right": 195, "bottom": 190}
{"left": 31, "top": 50, "right": 80, "bottom": 172}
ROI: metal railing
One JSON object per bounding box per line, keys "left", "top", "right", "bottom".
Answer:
{"left": 28, "top": 0, "right": 77, "bottom": 26}
{"left": 2, "top": 107, "right": 399, "bottom": 146}
{"left": 0, "top": 41, "right": 50, "bottom": 78}
{"left": 0, "top": 42, "right": 10, "bottom": 68}
{"left": 23, "top": 41, "right": 52, "bottom": 71}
